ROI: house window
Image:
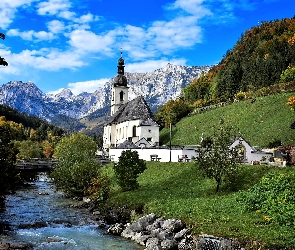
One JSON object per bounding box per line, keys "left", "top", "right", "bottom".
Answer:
{"left": 132, "top": 125, "right": 137, "bottom": 137}
{"left": 120, "top": 91, "right": 124, "bottom": 102}
{"left": 147, "top": 137, "right": 152, "bottom": 142}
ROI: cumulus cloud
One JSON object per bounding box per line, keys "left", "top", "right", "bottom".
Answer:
{"left": 7, "top": 29, "right": 56, "bottom": 41}
{"left": 0, "top": 0, "right": 36, "bottom": 29}
{"left": 37, "top": 0, "right": 72, "bottom": 16}
{"left": 68, "top": 29, "right": 115, "bottom": 54}
{"left": 68, "top": 79, "right": 108, "bottom": 95}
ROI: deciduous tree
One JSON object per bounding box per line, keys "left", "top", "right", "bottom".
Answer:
{"left": 196, "top": 118, "right": 240, "bottom": 192}
{"left": 114, "top": 150, "right": 146, "bottom": 191}
{"left": 51, "top": 133, "right": 100, "bottom": 197}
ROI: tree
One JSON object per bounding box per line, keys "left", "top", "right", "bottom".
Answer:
{"left": 0, "top": 124, "right": 19, "bottom": 195}
{"left": 15, "top": 140, "right": 42, "bottom": 159}
{"left": 51, "top": 133, "right": 100, "bottom": 197}
{"left": 280, "top": 66, "right": 295, "bottom": 83}
{"left": 113, "top": 150, "right": 146, "bottom": 191}
{"left": 0, "top": 33, "right": 8, "bottom": 66}
{"left": 196, "top": 119, "right": 240, "bottom": 192}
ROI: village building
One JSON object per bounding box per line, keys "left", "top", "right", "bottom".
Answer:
{"left": 103, "top": 53, "right": 160, "bottom": 149}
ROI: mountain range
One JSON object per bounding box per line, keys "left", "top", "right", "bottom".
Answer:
{"left": 0, "top": 63, "right": 211, "bottom": 133}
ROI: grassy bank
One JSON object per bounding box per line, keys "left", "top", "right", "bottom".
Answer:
{"left": 160, "top": 92, "right": 295, "bottom": 147}
{"left": 102, "top": 162, "right": 295, "bottom": 249}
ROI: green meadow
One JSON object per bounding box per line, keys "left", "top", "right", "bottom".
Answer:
{"left": 102, "top": 162, "right": 295, "bottom": 249}
{"left": 160, "top": 92, "right": 295, "bottom": 147}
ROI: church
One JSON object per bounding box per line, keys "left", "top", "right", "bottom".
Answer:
{"left": 103, "top": 53, "right": 160, "bottom": 149}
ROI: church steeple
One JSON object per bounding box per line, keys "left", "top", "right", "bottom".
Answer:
{"left": 114, "top": 49, "right": 127, "bottom": 87}
{"left": 111, "top": 50, "right": 129, "bottom": 116}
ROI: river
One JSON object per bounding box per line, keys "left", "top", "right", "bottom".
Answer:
{"left": 0, "top": 172, "right": 143, "bottom": 250}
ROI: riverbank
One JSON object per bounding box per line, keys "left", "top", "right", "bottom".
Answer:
{"left": 0, "top": 173, "right": 143, "bottom": 250}
{"left": 97, "top": 162, "right": 295, "bottom": 249}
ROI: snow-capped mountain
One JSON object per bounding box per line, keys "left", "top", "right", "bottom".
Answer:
{"left": 0, "top": 64, "right": 211, "bottom": 125}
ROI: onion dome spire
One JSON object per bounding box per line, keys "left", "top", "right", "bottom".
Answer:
{"left": 114, "top": 48, "right": 127, "bottom": 87}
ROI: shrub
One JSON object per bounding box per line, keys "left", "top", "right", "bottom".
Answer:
{"left": 113, "top": 150, "right": 146, "bottom": 191}
{"left": 85, "top": 175, "right": 111, "bottom": 204}
{"left": 237, "top": 171, "right": 295, "bottom": 226}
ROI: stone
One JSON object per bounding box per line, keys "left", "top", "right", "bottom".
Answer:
{"left": 0, "top": 242, "right": 10, "bottom": 250}
{"left": 145, "top": 237, "right": 162, "bottom": 250}
{"left": 132, "top": 232, "right": 150, "bottom": 246}
{"left": 121, "top": 227, "right": 136, "bottom": 239}
{"left": 161, "top": 219, "right": 186, "bottom": 233}
{"left": 146, "top": 217, "right": 165, "bottom": 232}
{"left": 161, "top": 239, "right": 178, "bottom": 249}
{"left": 106, "top": 223, "right": 125, "bottom": 235}
{"left": 174, "top": 228, "right": 190, "bottom": 241}
{"left": 128, "top": 213, "right": 158, "bottom": 232}
{"left": 157, "top": 229, "right": 173, "bottom": 241}
{"left": 178, "top": 235, "right": 197, "bottom": 250}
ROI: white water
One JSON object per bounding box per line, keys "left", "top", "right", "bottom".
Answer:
{"left": 0, "top": 173, "right": 142, "bottom": 250}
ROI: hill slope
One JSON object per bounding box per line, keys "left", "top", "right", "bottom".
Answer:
{"left": 160, "top": 92, "right": 295, "bottom": 147}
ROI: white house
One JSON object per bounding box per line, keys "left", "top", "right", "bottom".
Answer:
{"left": 103, "top": 53, "right": 160, "bottom": 149}
{"left": 230, "top": 136, "right": 273, "bottom": 163}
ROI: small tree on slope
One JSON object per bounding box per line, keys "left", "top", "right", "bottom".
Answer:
{"left": 196, "top": 118, "right": 240, "bottom": 192}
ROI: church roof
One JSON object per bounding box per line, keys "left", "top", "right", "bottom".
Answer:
{"left": 106, "top": 95, "right": 159, "bottom": 126}
{"left": 117, "top": 140, "right": 138, "bottom": 149}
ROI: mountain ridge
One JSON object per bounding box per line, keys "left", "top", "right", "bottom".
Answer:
{"left": 0, "top": 64, "right": 211, "bottom": 131}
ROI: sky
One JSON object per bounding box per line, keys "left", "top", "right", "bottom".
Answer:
{"left": 0, "top": 0, "right": 294, "bottom": 95}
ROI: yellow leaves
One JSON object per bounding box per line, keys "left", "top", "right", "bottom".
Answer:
{"left": 287, "top": 33, "right": 295, "bottom": 45}
{"left": 286, "top": 95, "right": 295, "bottom": 110}
{"left": 264, "top": 53, "right": 269, "bottom": 60}
{"left": 263, "top": 215, "right": 271, "bottom": 221}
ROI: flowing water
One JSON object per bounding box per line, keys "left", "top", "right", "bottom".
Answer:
{"left": 0, "top": 173, "right": 143, "bottom": 250}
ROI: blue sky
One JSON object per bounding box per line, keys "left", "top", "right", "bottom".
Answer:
{"left": 0, "top": 0, "right": 294, "bottom": 95}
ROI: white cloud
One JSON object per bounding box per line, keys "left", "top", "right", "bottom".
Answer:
{"left": 68, "top": 79, "right": 109, "bottom": 95}
{"left": 7, "top": 29, "right": 55, "bottom": 41}
{"left": 68, "top": 29, "right": 114, "bottom": 54}
{"left": 169, "top": 0, "right": 212, "bottom": 18}
{"left": 47, "top": 20, "right": 65, "bottom": 34}
{"left": 3, "top": 47, "right": 85, "bottom": 72}
{"left": 0, "top": 0, "right": 37, "bottom": 29}
{"left": 37, "top": 0, "right": 72, "bottom": 16}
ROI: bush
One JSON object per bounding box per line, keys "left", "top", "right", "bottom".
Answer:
{"left": 113, "top": 150, "right": 146, "bottom": 191}
{"left": 237, "top": 171, "right": 295, "bottom": 226}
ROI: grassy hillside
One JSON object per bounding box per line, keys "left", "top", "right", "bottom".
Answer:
{"left": 103, "top": 162, "right": 295, "bottom": 249}
{"left": 160, "top": 92, "right": 295, "bottom": 147}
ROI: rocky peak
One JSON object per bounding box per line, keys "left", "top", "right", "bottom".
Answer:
{"left": 0, "top": 64, "right": 211, "bottom": 129}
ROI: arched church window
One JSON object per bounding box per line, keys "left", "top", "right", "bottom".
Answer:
{"left": 132, "top": 125, "right": 137, "bottom": 137}
{"left": 120, "top": 91, "right": 124, "bottom": 102}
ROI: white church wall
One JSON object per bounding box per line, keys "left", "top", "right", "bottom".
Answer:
{"left": 138, "top": 126, "right": 159, "bottom": 145}
{"left": 109, "top": 148, "right": 197, "bottom": 162}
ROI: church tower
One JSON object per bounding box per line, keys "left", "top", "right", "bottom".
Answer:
{"left": 110, "top": 51, "right": 129, "bottom": 116}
